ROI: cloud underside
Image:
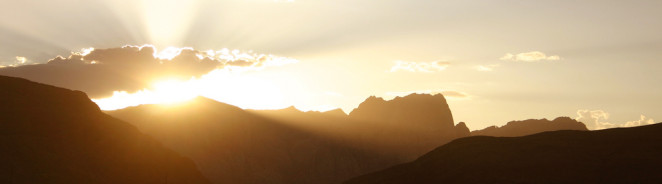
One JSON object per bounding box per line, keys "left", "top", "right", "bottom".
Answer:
{"left": 500, "top": 51, "right": 560, "bottom": 62}
{"left": 575, "top": 109, "right": 656, "bottom": 130}
{"left": 390, "top": 60, "right": 450, "bottom": 72}
{"left": 0, "top": 45, "right": 297, "bottom": 97}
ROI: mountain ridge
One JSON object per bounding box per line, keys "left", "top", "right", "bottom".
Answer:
{"left": 345, "top": 123, "right": 662, "bottom": 184}
{"left": 0, "top": 75, "right": 210, "bottom": 184}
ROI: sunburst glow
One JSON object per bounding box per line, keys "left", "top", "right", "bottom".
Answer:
{"left": 92, "top": 68, "right": 290, "bottom": 110}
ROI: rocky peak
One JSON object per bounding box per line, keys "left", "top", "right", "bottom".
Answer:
{"left": 349, "top": 93, "right": 454, "bottom": 129}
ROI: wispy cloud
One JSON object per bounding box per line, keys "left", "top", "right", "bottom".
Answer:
{"left": 575, "top": 109, "right": 656, "bottom": 130}
{"left": 475, "top": 64, "right": 500, "bottom": 72}
{"left": 15, "top": 56, "right": 27, "bottom": 64}
{"left": 1, "top": 56, "right": 30, "bottom": 68}
{"left": 624, "top": 115, "right": 656, "bottom": 127}
{"left": 500, "top": 51, "right": 560, "bottom": 62}
{"left": 390, "top": 60, "right": 450, "bottom": 72}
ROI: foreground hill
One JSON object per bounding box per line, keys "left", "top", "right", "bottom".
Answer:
{"left": 0, "top": 76, "right": 209, "bottom": 184}
{"left": 345, "top": 123, "right": 662, "bottom": 184}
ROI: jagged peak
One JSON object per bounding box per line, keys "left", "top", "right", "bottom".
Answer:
{"left": 552, "top": 116, "right": 575, "bottom": 122}
{"left": 356, "top": 93, "right": 448, "bottom": 109}
{"left": 365, "top": 95, "right": 386, "bottom": 102}
{"left": 349, "top": 92, "right": 455, "bottom": 128}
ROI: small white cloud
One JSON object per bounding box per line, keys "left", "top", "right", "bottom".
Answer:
{"left": 475, "top": 64, "right": 500, "bottom": 72}
{"left": 576, "top": 109, "right": 657, "bottom": 130}
{"left": 576, "top": 109, "right": 615, "bottom": 130}
{"left": 390, "top": 60, "right": 450, "bottom": 73}
{"left": 499, "top": 53, "right": 515, "bottom": 61}
{"left": 623, "top": 115, "right": 655, "bottom": 127}
{"left": 2, "top": 56, "right": 30, "bottom": 67}
{"left": 16, "top": 56, "right": 28, "bottom": 64}
{"left": 500, "top": 51, "right": 560, "bottom": 62}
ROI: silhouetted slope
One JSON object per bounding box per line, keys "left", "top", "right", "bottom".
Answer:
{"left": 346, "top": 123, "right": 662, "bottom": 184}
{"left": 471, "top": 117, "right": 588, "bottom": 137}
{"left": 107, "top": 97, "right": 394, "bottom": 184}
{"left": 0, "top": 76, "right": 209, "bottom": 184}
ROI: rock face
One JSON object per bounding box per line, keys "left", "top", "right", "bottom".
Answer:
{"left": 345, "top": 123, "right": 662, "bottom": 184}
{"left": 471, "top": 117, "right": 588, "bottom": 137}
{"left": 349, "top": 94, "right": 455, "bottom": 129}
{"left": 0, "top": 76, "right": 210, "bottom": 184}
{"left": 348, "top": 94, "right": 468, "bottom": 160}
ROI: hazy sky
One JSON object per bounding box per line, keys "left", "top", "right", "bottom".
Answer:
{"left": 1, "top": 0, "right": 661, "bottom": 130}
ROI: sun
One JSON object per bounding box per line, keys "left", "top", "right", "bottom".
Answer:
{"left": 92, "top": 69, "right": 289, "bottom": 111}
{"left": 197, "top": 69, "right": 288, "bottom": 110}
{"left": 91, "top": 78, "right": 198, "bottom": 110}
{"left": 150, "top": 79, "right": 199, "bottom": 103}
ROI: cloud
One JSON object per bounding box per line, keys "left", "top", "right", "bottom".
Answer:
{"left": 0, "top": 45, "right": 298, "bottom": 97}
{"left": 575, "top": 109, "right": 615, "bottom": 130}
{"left": 0, "top": 56, "right": 30, "bottom": 68}
{"left": 500, "top": 51, "right": 560, "bottom": 62}
{"left": 575, "top": 109, "right": 656, "bottom": 130}
{"left": 15, "top": 56, "right": 27, "bottom": 64}
{"left": 623, "top": 115, "right": 656, "bottom": 127}
{"left": 390, "top": 60, "right": 450, "bottom": 72}
{"left": 384, "top": 89, "right": 471, "bottom": 100}
{"left": 475, "top": 64, "right": 499, "bottom": 72}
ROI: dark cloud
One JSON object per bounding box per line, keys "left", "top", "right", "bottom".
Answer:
{"left": 0, "top": 45, "right": 297, "bottom": 98}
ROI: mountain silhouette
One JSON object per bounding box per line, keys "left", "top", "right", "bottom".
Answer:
{"left": 349, "top": 94, "right": 454, "bottom": 128}
{"left": 345, "top": 123, "right": 662, "bottom": 184}
{"left": 0, "top": 76, "right": 209, "bottom": 184}
{"left": 347, "top": 94, "right": 469, "bottom": 160}
{"left": 471, "top": 117, "right": 588, "bottom": 137}
{"left": 107, "top": 92, "right": 592, "bottom": 183}
{"left": 107, "top": 97, "right": 396, "bottom": 184}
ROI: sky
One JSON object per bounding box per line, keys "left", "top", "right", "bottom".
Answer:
{"left": 1, "top": 0, "right": 661, "bottom": 130}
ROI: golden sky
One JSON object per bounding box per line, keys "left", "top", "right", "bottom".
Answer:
{"left": 1, "top": 0, "right": 661, "bottom": 130}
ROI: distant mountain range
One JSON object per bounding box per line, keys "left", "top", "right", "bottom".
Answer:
{"left": 0, "top": 76, "right": 209, "bottom": 183}
{"left": 345, "top": 123, "right": 662, "bottom": 184}
{"left": 471, "top": 117, "right": 587, "bottom": 137}
{"left": 1, "top": 75, "right": 617, "bottom": 184}
{"left": 108, "top": 92, "right": 589, "bottom": 184}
